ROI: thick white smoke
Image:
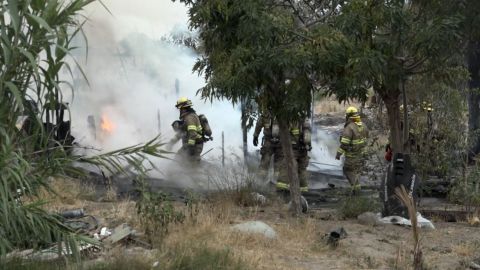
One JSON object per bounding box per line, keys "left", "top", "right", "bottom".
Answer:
{"left": 65, "top": 1, "right": 339, "bottom": 187}
{"left": 68, "top": 1, "right": 241, "bottom": 157}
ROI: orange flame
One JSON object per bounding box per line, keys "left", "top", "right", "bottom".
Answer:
{"left": 100, "top": 114, "right": 115, "bottom": 133}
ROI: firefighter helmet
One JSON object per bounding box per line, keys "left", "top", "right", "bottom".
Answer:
{"left": 175, "top": 97, "right": 193, "bottom": 109}
{"left": 346, "top": 106, "right": 359, "bottom": 117}
{"left": 422, "top": 101, "right": 433, "bottom": 112}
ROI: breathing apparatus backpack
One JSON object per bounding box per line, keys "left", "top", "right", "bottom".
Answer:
{"left": 198, "top": 114, "right": 213, "bottom": 141}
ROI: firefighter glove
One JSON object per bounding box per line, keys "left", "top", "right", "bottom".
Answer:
{"left": 253, "top": 136, "right": 259, "bottom": 147}
{"left": 306, "top": 144, "right": 312, "bottom": 151}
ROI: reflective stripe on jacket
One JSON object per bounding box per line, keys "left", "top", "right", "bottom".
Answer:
{"left": 337, "top": 121, "right": 368, "bottom": 158}
{"left": 181, "top": 112, "right": 203, "bottom": 145}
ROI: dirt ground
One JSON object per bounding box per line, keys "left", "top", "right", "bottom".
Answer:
{"left": 44, "top": 177, "right": 480, "bottom": 270}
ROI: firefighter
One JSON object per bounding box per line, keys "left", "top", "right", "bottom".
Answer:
{"left": 253, "top": 110, "right": 281, "bottom": 180}
{"left": 335, "top": 106, "right": 369, "bottom": 193}
{"left": 276, "top": 118, "right": 312, "bottom": 193}
{"left": 169, "top": 97, "right": 204, "bottom": 163}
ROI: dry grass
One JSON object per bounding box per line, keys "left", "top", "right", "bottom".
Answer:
{"left": 24, "top": 177, "right": 480, "bottom": 270}
{"left": 451, "top": 242, "right": 478, "bottom": 257}
{"left": 158, "top": 198, "right": 332, "bottom": 270}
{"left": 31, "top": 177, "right": 95, "bottom": 211}
{"left": 314, "top": 96, "right": 363, "bottom": 115}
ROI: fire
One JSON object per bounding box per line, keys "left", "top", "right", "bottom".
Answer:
{"left": 100, "top": 114, "right": 115, "bottom": 133}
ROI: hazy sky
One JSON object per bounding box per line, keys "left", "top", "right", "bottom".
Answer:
{"left": 70, "top": 0, "right": 340, "bottom": 171}
{"left": 85, "top": 0, "right": 189, "bottom": 41}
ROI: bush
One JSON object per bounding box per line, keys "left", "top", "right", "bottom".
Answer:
{"left": 339, "top": 195, "right": 381, "bottom": 219}
{"left": 448, "top": 166, "right": 480, "bottom": 211}
{"left": 136, "top": 191, "right": 185, "bottom": 245}
{"left": 206, "top": 164, "right": 266, "bottom": 207}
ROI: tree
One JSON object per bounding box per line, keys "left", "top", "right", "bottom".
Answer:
{"left": 176, "top": 0, "right": 343, "bottom": 215}
{"left": 325, "top": 0, "right": 462, "bottom": 153}
{"left": 462, "top": 0, "right": 480, "bottom": 161}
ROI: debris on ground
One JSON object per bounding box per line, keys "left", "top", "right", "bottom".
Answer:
{"left": 60, "top": 208, "right": 85, "bottom": 219}
{"left": 470, "top": 260, "right": 480, "bottom": 270}
{"left": 287, "top": 196, "right": 309, "bottom": 213}
{"left": 469, "top": 216, "right": 480, "bottom": 227}
{"left": 7, "top": 242, "right": 99, "bottom": 261}
{"left": 60, "top": 208, "right": 99, "bottom": 233}
{"left": 231, "top": 221, "right": 277, "bottom": 239}
{"left": 251, "top": 192, "right": 267, "bottom": 205}
{"left": 379, "top": 212, "right": 435, "bottom": 229}
{"left": 326, "top": 227, "right": 347, "bottom": 247}
{"left": 106, "top": 224, "right": 135, "bottom": 245}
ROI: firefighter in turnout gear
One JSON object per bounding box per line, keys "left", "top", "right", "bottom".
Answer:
{"left": 276, "top": 118, "right": 312, "bottom": 193}
{"left": 170, "top": 97, "right": 205, "bottom": 163}
{"left": 336, "top": 106, "right": 369, "bottom": 193}
{"left": 253, "top": 110, "right": 281, "bottom": 181}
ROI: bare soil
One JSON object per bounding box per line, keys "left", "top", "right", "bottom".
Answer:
{"left": 45, "top": 177, "right": 480, "bottom": 270}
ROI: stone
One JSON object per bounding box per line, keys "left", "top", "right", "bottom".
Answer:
{"left": 231, "top": 221, "right": 276, "bottom": 239}
{"left": 357, "top": 212, "right": 383, "bottom": 226}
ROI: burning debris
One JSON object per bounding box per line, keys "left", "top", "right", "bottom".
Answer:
{"left": 100, "top": 114, "right": 116, "bottom": 134}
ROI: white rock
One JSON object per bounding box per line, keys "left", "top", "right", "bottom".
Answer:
{"left": 231, "top": 221, "right": 276, "bottom": 239}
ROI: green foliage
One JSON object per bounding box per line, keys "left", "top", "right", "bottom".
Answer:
{"left": 136, "top": 191, "right": 185, "bottom": 245}
{"left": 408, "top": 69, "right": 468, "bottom": 178}
{"left": 331, "top": 0, "right": 462, "bottom": 99}
{"left": 327, "top": 0, "right": 464, "bottom": 152}
{"left": 0, "top": 0, "right": 97, "bottom": 259}
{"left": 448, "top": 165, "right": 480, "bottom": 211}
{"left": 177, "top": 0, "right": 340, "bottom": 121}
{"left": 79, "top": 136, "right": 169, "bottom": 176}
{"left": 0, "top": 0, "right": 169, "bottom": 260}
{"left": 339, "top": 195, "right": 381, "bottom": 219}
{"left": 185, "top": 190, "right": 200, "bottom": 222}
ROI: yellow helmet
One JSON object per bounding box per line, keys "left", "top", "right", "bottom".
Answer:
{"left": 422, "top": 101, "right": 433, "bottom": 112}
{"left": 175, "top": 97, "right": 193, "bottom": 109}
{"left": 399, "top": 105, "right": 404, "bottom": 112}
{"left": 346, "top": 106, "right": 358, "bottom": 117}
{"left": 426, "top": 103, "right": 433, "bottom": 112}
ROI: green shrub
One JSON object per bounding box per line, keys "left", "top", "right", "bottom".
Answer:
{"left": 136, "top": 191, "right": 185, "bottom": 245}
{"left": 339, "top": 195, "right": 381, "bottom": 219}
{"left": 448, "top": 166, "right": 480, "bottom": 211}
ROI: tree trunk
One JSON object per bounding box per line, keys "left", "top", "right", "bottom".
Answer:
{"left": 278, "top": 118, "right": 301, "bottom": 215}
{"left": 241, "top": 101, "right": 249, "bottom": 164}
{"left": 401, "top": 79, "right": 410, "bottom": 154}
{"left": 383, "top": 92, "right": 404, "bottom": 153}
{"left": 467, "top": 41, "right": 480, "bottom": 161}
